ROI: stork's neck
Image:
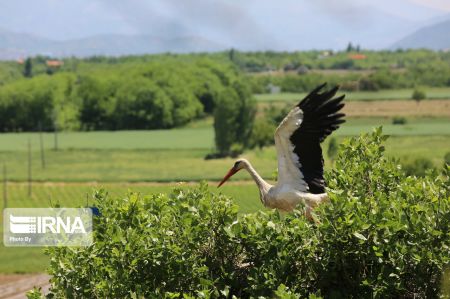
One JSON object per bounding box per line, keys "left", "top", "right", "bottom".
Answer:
{"left": 243, "top": 160, "right": 272, "bottom": 203}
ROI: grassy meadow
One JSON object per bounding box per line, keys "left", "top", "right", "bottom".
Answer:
{"left": 0, "top": 116, "right": 449, "bottom": 182}
{"left": 0, "top": 116, "right": 449, "bottom": 151}
{"left": 0, "top": 135, "right": 448, "bottom": 183}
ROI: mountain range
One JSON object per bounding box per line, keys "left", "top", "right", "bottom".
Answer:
{"left": 390, "top": 18, "right": 450, "bottom": 50}
{"left": 0, "top": 30, "right": 226, "bottom": 60}
{"left": 0, "top": 15, "right": 449, "bottom": 60}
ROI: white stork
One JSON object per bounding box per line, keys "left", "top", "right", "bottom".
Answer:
{"left": 218, "top": 83, "right": 345, "bottom": 218}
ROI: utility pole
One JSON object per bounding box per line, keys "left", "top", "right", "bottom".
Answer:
{"left": 39, "top": 122, "right": 46, "bottom": 169}
{"left": 3, "top": 163, "right": 7, "bottom": 209}
{"left": 28, "top": 138, "right": 32, "bottom": 197}
{"left": 53, "top": 113, "right": 58, "bottom": 151}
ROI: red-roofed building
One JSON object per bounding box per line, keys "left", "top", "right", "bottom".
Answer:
{"left": 46, "top": 60, "right": 64, "bottom": 67}
{"left": 348, "top": 54, "right": 367, "bottom": 60}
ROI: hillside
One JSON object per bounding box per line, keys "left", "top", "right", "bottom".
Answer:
{"left": 0, "top": 2, "right": 438, "bottom": 59}
{"left": 391, "top": 18, "right": 450, "bottom": 50}
{"left": 0, "top": 29, "right": 226, "bottom": 60}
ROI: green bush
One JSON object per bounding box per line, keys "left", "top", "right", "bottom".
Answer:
{"left": 40, "top": 129, "right": 449, "bottom": 298}
{"left": 444, "top": 152, "right": 450, "bottom": 167}
{"left": 358, "top": 77, "right": 380, "bottom": 91}
{"left": 264, "top": 103, "right": 292, "bottom": 126}
{"left": 392, "top": 116, "right": 407, "bottom": 125}
{"left": 402, "top": 157, "right": 435, "bottom": 177}
{"left": 412, "top": 89, "right": 426, "bottom": 102}
{"left": 247, "top": 104, "right": 289, "bottom": 150}
{"left": 327, "top": 137, "right": 338, "bottom": 161}
{"left": 249, "top": 118, "right": 276, "bottom": 149}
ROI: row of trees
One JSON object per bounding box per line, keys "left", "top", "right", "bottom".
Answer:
{"left": 2, "top": 49, "right": 449, "bottom": 86}
{"left": 0, "top": 57, "right": 257, "bottom": 157}
{"left": 0, "top": 58, "right": 246, "bottom": 131}
{"left": 219, "top": 48, "right": 450, "bottom": 72}
{"left": 248, "top": 64, "right": 450, "bottom": 93}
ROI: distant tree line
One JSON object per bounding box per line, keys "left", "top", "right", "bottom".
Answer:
{"left": 219, "top": 48, "right": 450, "bottom": 73}
{"left": 247, "top": 63, "right": 450, "bottom": 93}
{"left": 2, "top": 49, "right": 449, "bottom": 89}
{"left": 0, "top": 58, "right": 247, "bottom": 132}
{"left": 222, "top": 49, "right": 450, "bottom": 93}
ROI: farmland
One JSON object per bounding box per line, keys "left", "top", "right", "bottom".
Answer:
{"left": 0, "top": 136, "right": 447, "bottom": 183}
{"left": 255, "top": 87, "right": 450, "bottom": 102}
{"left": 0, "top": 117, "right": 449, "bottom": 182}
{"left": 0, "top": 114, "right": 449, "bottom": 151}
{"left": 260, "top": 99, "right": 450, "bottom": 118}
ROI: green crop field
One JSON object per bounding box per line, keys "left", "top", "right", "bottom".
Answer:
{"left": 0, "top": 128, "right": 215, "bottom": 151}
{"left": 0, "top": 116, "right": 449, "bottom": 152}
{"left": 0, "top": 135, "right": 448, "bottom": 182}
{"left": 340, "top": 117, "right": 450, "bottom": 136}
{"left": 255, "top": 87, "right": 450, "bottom": 102}
{"left": 0, "top": 183, "right": 262, "bottom": 273}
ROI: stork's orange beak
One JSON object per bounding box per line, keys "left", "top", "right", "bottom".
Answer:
{"left": 218, "top": 167, "right": 239, "bottom": 187}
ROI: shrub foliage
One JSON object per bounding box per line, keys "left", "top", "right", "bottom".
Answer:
{"left": 40, "top": 129, "right": 449, "bottom": 298}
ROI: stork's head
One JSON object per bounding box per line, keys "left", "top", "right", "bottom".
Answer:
{"left": 218, "top": 159, "right": 247, "bottom": 187}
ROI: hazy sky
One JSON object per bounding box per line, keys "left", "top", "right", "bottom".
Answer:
{"left": 1, "top": 0, "right": 449, "bottom": 49}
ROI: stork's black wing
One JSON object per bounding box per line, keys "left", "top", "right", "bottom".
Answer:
{"left": 290, "top": 83, "right": 345, "bottom": 193}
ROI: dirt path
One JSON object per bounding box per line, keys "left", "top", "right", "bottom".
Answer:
{"left": 0, "top": 274, "right": 50, "bottom": 299}
{"left": 343, "top": 100, "right": 450, "bottom": 117}
{"left": 260, "top": 99, "right": 450, "bottom": 117}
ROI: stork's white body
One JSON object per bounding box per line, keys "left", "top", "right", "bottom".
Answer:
{"left": 218, "top": 84, "right": 345, "bottom": 217}
{"left": 266, "top": 184, "right": 328, "bottom": 212}
{"left": 239, "top": 159, "right": 328, "bottom": 214}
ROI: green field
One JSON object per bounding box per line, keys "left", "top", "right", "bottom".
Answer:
{"left": 0, "top": 128, "right": 215, "bottom": 151}
{"left": 0, "top": 116, "right": 448, "bottom": 182}
{"left": 338, "top": 117, "right": 450, "bottom": 136}
{"left": 0, "top": 183, "right": 261, "bottom": 273}
{"left": 0, "top": 117, "right": 449, "bottom": 153}
{"left": 0, "top": 134, "right": 448, "bottom": 182}
{"left": 255, "top": 87, "right": 450, "bottom": 102}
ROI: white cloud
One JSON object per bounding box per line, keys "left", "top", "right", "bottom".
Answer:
{"left": 409, "top": 0, "right": 450, "bottom": 12}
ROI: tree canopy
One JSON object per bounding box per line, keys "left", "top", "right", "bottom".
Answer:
{"left": 0, "top": 58, "right": 245, "bottom": 132}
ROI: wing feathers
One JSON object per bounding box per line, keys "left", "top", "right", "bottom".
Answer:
{"left": 315, "top": 95, "right": 345, "bottom": 115}
{"left": 274, "top": 83, "right": 345, "bottom": 194}
{"left": 301, "top": 86, "right": 338, "bottom": 109}
{"left": 289, "top": 83, "right": 346, "bottom": 193}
